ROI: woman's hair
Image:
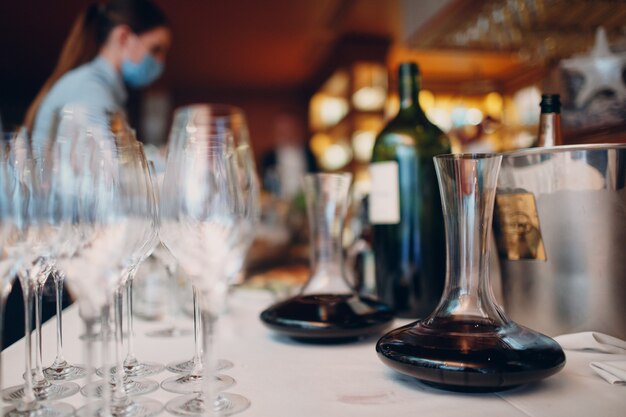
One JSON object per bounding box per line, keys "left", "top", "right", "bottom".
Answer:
{"left": 24, "top": 0, "right": 168, "bottom": 131}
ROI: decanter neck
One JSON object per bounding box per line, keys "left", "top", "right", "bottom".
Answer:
{"left": 301, "top": 173, "right": 354, "bottom": 295}
{"left": 430, "top": 155, "right": 508, "bottom": 325}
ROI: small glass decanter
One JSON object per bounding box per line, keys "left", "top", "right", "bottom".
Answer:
{"left": 260, "top": 173, "right": 394, "bottom": 341}
{"left": 377, "top": 154, "right": 565, "bottom": 391}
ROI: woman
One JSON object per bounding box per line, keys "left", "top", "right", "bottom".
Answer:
{"left": 2, "top": 0, "right": 170, "bottom": 350}
{"left": 25, "top": 0, "right": 171, "bottom": 147}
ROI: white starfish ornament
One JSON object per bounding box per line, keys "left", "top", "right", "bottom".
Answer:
{"left": 560, "top": 27, "right": 626, "bottom": 109}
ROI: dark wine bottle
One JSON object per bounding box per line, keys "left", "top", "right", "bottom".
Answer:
{"left": 534, "top": 94, "right": 562, "bottom": 147}
{"left": 369, "top": 62, "right": 450, "bottom": 318}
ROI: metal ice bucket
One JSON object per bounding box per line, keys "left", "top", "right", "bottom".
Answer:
{"left": 493, "top": 144, "right": 626, "bottom": 339}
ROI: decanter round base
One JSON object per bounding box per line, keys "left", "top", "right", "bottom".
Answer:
{"left": 260, "top": 294, "right": 394, "bottom": 342}
{"left": 376, "top": 319, "right": 566, "bottom": 392}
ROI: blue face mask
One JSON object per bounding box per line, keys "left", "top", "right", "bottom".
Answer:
{"left": 121, "top": 53, "right": 164, "bottom": 88}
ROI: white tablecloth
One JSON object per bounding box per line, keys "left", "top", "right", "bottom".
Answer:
{"left": 2, "top": 289, "right": 625, "bottom": 417}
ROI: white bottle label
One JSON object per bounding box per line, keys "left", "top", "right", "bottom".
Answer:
{"left": 369, "top": 161, "right": 400, "bottom": 224}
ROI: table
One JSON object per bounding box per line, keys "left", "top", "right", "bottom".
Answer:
{"left": 2, "top": 289, "right": 625, "bottom": 417}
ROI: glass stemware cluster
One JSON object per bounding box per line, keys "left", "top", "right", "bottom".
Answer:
{"left": 0, "top": 103, "right": 258, "bottom": 417}
{"left": 1, "top": 130, "right": 77, "bottom": 417}
{"left": 1, "top": 111, "right": 159, "bottom": 417}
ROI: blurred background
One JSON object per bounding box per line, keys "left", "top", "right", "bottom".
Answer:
{"left": 2, "top": 0, "right": 625, "bottom": 167}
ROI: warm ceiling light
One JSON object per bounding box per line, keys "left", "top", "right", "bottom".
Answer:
{"left": 309, "top": 93, "right": 349, "bottom": 130}
{"left": 351, "top": 62, "right": 388, "bottom": 112}
{"left": 352, "top": 130, "right": 377, "bottom": 162}
{"left": 352, "top": 86, "right": 387, "bottom": 111}
{"left": 310, "top": 132, "right": 332, "bottom": 158}
{"left": 320, "top": 141, "right": 352, "bottom": 171}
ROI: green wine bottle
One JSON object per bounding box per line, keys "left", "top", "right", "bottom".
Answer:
{"left": 369, "top": 62, "right": 450, "bottom": 318}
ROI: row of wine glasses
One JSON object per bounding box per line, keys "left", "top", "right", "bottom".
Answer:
{"left": 2, "top": 113, "right": 133, "bottom": 416}
{"left": 0, "top": 103, "right": 259, "bottom": 417}
{"left": 1, "top": 130, "right": 77, "bottom": 417}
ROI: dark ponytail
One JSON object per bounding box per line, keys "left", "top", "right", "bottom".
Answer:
{"left": 24, "top": 0, "right": 168, "bottom": 132}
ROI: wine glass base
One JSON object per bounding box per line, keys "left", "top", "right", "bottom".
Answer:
{"left": 96, "top": 361, "right": 165, "bottom": 378}
{"left": 160, "top": 374, "right": 235, "bottom": 395}
{"left": 2, "top": 381, "right": 80, "bottom": 402}
{"left": 79, "top": 332, "right": 127, "bottom": 342}
{"left": 166, "top": 359, "right": 233, "bottom": 375}
{"left": 165, "top": 393, "right": 250, "bottom": 417}
{"left": 76, "top": 398, "right": 163, "bottom": 417}
{"left": 80, "top": 378, "right": 159, "bottom": 398}
{"left": 3, "top": 401, "right": 74, "bottom": 417}
{"left": 145, "top": 327, "right": 192, "bottom": 338}
{"left": 43, "top": 363, "right": 88, "bottom": 381}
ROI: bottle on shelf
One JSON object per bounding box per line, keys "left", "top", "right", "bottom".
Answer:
{"left": 369, "top": 62, "right": 451, "bottom": 318}
{"left": 534, "top": 94, "right": 562, "bottom": 147}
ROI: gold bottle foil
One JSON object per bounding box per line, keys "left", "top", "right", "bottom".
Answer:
{"left": 493, "top": 193, "right": 547, "bottom": 261}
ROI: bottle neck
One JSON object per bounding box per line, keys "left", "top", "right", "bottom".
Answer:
{"left": 398, "top": 74, "right": 422, "bottom": 111}
{"left": 537, "top": 113, "right": 562, "bottom": 147}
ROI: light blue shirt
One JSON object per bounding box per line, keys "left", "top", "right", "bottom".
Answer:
{"left": 32, "top": 57, "right": 127, "bottom": 150}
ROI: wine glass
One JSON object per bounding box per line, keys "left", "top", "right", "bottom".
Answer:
{"left": 164, "top": 104, "right": 258, "bottom": 378}
{"left": 30, "top": 132, "right": 84, "bottom": 385}
{"left": 78, "top": 140, "right": 164, "bottom": 416}
{"left": 1, "top": 131, "right": 75, "bottom": 417}
{"left": 160, "top": 124, "right": 250, "bottom": 415}
{"left": 93, "top": 127, "right": 164, "bottom": 380}
{"left": 46, "top": 107, "right": 161, "bottom": 417}
{"left": 120, "top": 156, "right": 164, "bottom": 377}
{"left": 159, "top": 144, "right": 237, "bottom": 396}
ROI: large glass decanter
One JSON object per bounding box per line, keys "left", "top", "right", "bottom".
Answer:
{"left": 376, "top": 154, "right": 566, "bottom": 391}
{"left": 261, "top": 173, "right": 394, "bottom": 342}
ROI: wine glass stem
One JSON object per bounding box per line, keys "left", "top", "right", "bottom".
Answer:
{"left": 192, "top": 286, "right": 203, "bottom": 373}
{"left": 113, "top": 290, "right": 129, "bottom": 409}
{"left": 123, "top": 271, "right": 138, "bottom": 367}
{"left": 18, "top": 271, "right": 36, "bottom": 406}
{"left": 82, "top": 316, "right": 98, "bottom": 417}
{"left": 51, "top": 271, "right": 66, "bottom": 367}
{"left": 33, "top": 282, "right": 46, "bottom": 385}
{"left": 166, "top": 264, "right": 181, "bottom": 324}
{"left": 0, "top": 282, "right": 14, "bottom": 393}
{"left": 200, "top": 308, "right": 216, "bottom": 409}
{"left": 100, "top": 304, "right": 113, "bottom": 415}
